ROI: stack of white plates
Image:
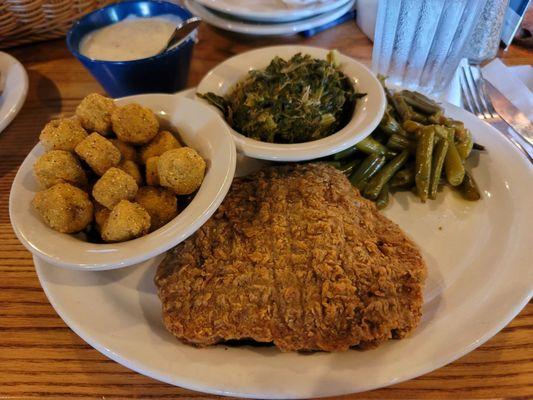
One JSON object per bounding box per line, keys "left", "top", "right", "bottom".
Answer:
{"left": 184, "top": 0, "right": 356, "bottom": 36}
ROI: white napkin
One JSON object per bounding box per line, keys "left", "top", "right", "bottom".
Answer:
{"left": 481, "top": 58, "right": 533, "bottom": 121}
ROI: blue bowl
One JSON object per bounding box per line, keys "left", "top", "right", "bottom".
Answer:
{"left": 67, "top": 0, "right": 195, "bottom": 98}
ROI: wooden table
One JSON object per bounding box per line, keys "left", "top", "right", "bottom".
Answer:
{"left": 1, "top": 21, "right": 532, "bottom": 399}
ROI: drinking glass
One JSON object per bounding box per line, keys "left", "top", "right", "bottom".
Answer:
{"left": 371, "top": 0, "right": 488, "bottom": 95}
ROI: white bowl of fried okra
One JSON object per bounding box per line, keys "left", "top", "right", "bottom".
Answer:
{"left": 9, "top": 93, "right": 236, "bottom": 270}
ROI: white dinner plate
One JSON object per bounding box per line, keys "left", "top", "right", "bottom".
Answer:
{"left": 34, "top": 95, "right": 533, "bottom": 397}
{"left": 0, "top": 51, "right": 28, "bottom": 134}
{"left": 185, "top": 0, "right": 355, "bottom": 36}
{"left": 193, "top": 0, "right": 352, "bottom": 22}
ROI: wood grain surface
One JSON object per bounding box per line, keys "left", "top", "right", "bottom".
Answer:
{"left": 1, "top": 21, "right": 532, "bottom": 399}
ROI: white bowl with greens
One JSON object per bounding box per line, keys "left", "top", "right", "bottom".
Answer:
{"left": 196, "top": 45, "right": 386, "bottom": 162}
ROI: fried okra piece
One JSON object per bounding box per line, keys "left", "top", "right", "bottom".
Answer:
{"left": 39, "top": 118, "right": 87, "bottom": 152}
{"left": 75, "top": 93, "right": 116, "bottom": 135}
{"left": 110, "top": 139, "right": 138, "bottom": 162}
{"left": 75, "top": 132, "right": 121, "bottom": 175}
{"left": 32, "top": 183, "right": 93, "bottom": 233}
{"left": 33, "top": 150, "right": 87, "bottom": 189}
{"left": 101, "top": 200, "right": 150, "bottom": 242}
{"left": 139, "top": 130, "right": 181, "bottom": 164}
{"left": 158, "top": 147, "right": 206, "bottom": 195}
{"left": 135, "top": 186, "right": 178, "bottom": 231}
{"left": 145, "top": 156, "right": 160, "bottom": 186}
{"left": 118, "top": 160, "right": 143, "bottom": 186}
{"left": 94, "top": 203, "right": 111, "bottom": 233}
{"left": 111, "top": 103, "right": 159, "bottom": 144}
{"left": 92, "top": 167, "right": 138, "bottom": 209}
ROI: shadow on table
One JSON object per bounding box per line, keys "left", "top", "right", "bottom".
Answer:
{"left": 0, "top": 70, "right": 62, "bottom": 181}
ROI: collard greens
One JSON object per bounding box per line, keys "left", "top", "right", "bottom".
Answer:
{"left": 199, "top": 51, "right": 365, "bottom": 144}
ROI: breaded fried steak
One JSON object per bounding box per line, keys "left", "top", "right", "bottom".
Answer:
{"left": 155, "top": 163, "right": 426, "bottom": 352}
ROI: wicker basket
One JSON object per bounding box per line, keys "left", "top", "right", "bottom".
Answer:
{"left": 0, "top": 0, "right": 116, "bottom": 49}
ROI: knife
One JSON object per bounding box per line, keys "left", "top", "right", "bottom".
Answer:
{"left": 483, "top": 80, "right": 533, "bottom": 147}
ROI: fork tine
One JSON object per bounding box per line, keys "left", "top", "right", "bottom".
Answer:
{"left": 476, "top": 65, "right": 499, "bottom": 119}
{"left": 462, "top": 65, "right": 484, "bottom": 118}
{"left": 460, "top": 65, "right": 479, "bottom": 116}
{"left": 469, "top": 65, "right": 492, "bottom": 119}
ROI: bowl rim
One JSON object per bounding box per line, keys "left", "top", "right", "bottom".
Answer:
{"left": 66, "top": 0, "right": 196, "bottom": 66}
{"left": 9, "top": 94, "right": 236, "bottom": 270}
{"left": 196, "top": 45, "right": 387, "bottom": 162}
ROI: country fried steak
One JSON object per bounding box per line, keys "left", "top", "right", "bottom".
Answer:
{"left": 155, "top": 163, "right": 426, "bottom": 352}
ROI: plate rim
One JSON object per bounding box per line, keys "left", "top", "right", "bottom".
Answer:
{"left": 192, "top": 0, "right": 352, "bottom": 22}
{"left": 0, "top": 51, "right": 29, "bottom": 134}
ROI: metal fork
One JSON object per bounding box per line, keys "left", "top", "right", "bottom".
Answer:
{"left": 460, "top": 64, "right": 532, "bottom": 163}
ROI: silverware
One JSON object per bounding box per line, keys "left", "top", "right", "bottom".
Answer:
{"left": 460, "top": 63, "right": 533, "bottom": 163}
{"left": 483, "top": 80, "right": 533, "bottom": 146}
{"left": 158, "top": 17, "right": 202, "bottom": 55}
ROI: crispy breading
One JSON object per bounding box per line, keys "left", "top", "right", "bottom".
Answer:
{"left": 155, "top": 163, "right": 426, "bottom": 352}
{"left": 75, "top": 93, "right": 116, "bottom": 135}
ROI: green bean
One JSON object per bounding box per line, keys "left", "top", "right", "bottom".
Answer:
{"left": 355, "top": 137, "right": 397, "bottom": 159}
{"left": 389, "top": 165, "right": 415, "bottom": 189}
{"left": 428, "top": 137, "right": 449, "bottom": 200}
{"left": 401, "top": 90, "right": 442, "bottom": 115}
{"left": 364, "top": 150, "right": 410, "bottom": 200}
{"left": 349, "top": 154, "right": 386, "bottom": 190}
{"left": 392, "top": 93, "right": 413, "bottom": 122}
{"left": 458, "top": 170, "right": 481, "bottom": 201}
{"left": 410, "top": 110, "right": 428, "bottom": 124}
{"left": 444, "top": 129, "right": 465, "bottom": 186}
{"left": 333, "top": 145, "right": 358, "bottom": 161}
{"left": 455, "top": 128, "right": 473, "bottom": 159}
{"left": 402, "top": 120, "right": 424, "bottom": 134}
{"left": 339, "top": 159, "right": 361, "bottom": 176}
{"left": 427, "top": 111, "right": 444, "bottom": 124}
{"left": 387, "top": 133, "right": 416, "bottom": 152}
{"left": 379, "top": 112, "right": 405, "bottom": 136}
{"left": 444, "top": 118, "right": 466, "bottom": 135}
{"left": 415, "top": 126, "right": 435, "bottom": 202}
{"left": 433, "top": 125, "right": 450, "bottom": 140}
{"left": 375, "top": 183, "right": 390, "bottom": 209}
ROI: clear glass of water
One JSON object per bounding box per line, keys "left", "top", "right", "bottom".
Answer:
{"left": 372, "top": 0, "right": 488, "bottom": 95}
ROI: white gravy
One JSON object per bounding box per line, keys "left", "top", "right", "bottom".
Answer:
{"left": 80, "top": 15, "right": 182, "bottom": 61}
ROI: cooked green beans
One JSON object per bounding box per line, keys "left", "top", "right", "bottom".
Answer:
{"left": 355, "top": 137, "right": 397, "bottom": 159}
{"left": 389, "top": 165, "right": 415, "bottom": 189}
{"left": 379, "top": 112, "right": 405, "bottom": 136}
{"left": 459, "top": 169, "right": 481, "bottom": 201}
{"left": 455, "top": 129, "right": 473, "bottom": 159}
{"left": 402, "top": 120, "right": 424, "bottom": 134}
{"left": 376, "top": 183, "right": 390, "bottom": 209}
{"left": 333, "top": 145, "right": 358, "bottom": 161}
{"left": 339, "top": 159, "right": 361, "bottom": 176}
{"left": 401, "top": 90, "right": 442, "bottom": 115}
{"left": 387, "top": 133, "right": 415, "bottom": 152}
{"left": 429, "top": 137, "right": 449, "bottom": 200}
{"left": 364, "top": 150, "right": 409, "bottom": 200}
{"left": 392, "top": 93, "right": 413, "bottom": 122}
{"left": 350, "top": 153, "right": 386, "bottom": 190}
{"left": 322, "top": 81, "right": 482, "bottom": 206}
{"left": 444, "top": 129, "right": 465, "bottom": 186}
{"left": 415, "top": 126, "right": 435, "bottom": 202}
